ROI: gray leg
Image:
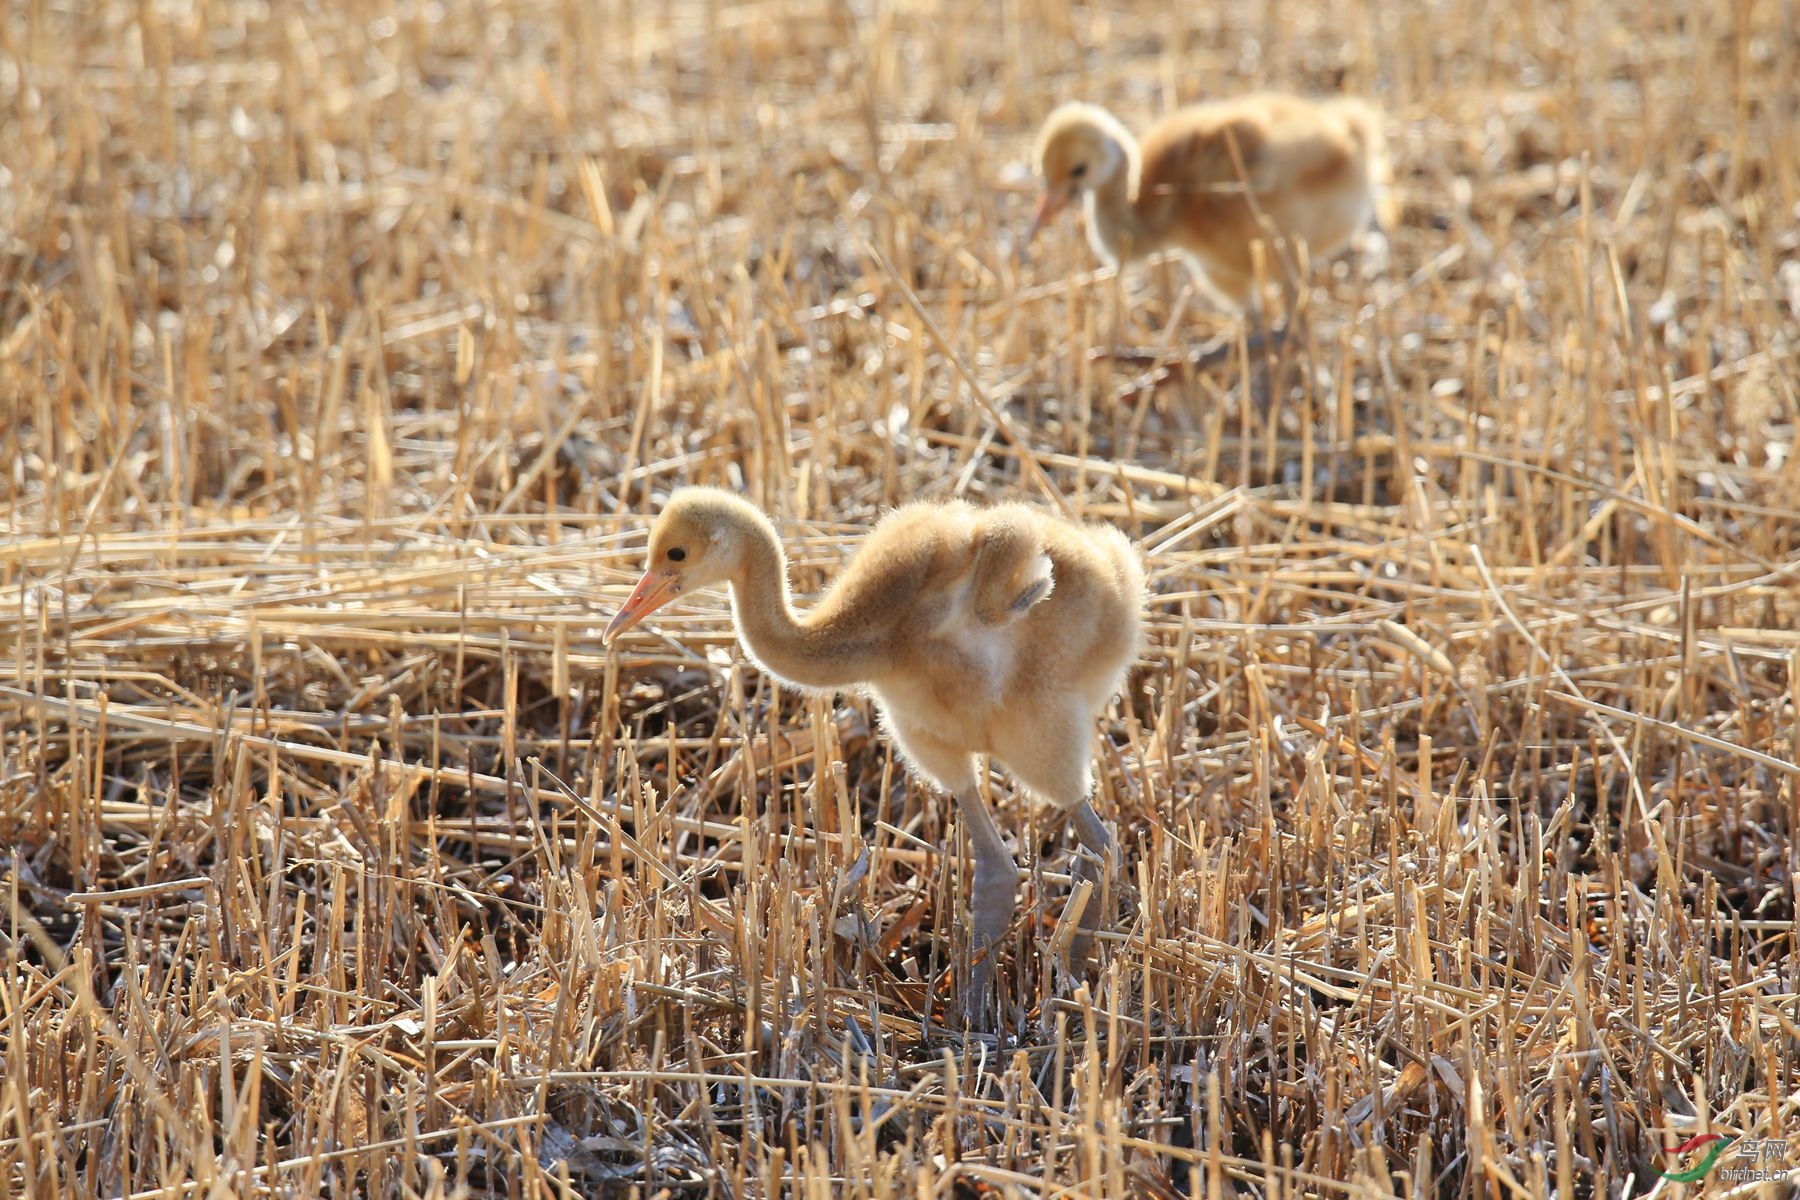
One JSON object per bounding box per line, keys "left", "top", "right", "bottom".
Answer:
{"left": 1062, "top": 799, "right": 1117, "bottom": 972}
{"left": 955, "top": 789, "right": 1019, "bottom": 1028}
{"left": 1245, "top": 294, "right": 1292, "bottom": 357}
{"left": 1246, "top": 287, "right": 1270, "bottom": 351}
{"left": 1241, "top": 294, "right": 1283, "bottom": 414}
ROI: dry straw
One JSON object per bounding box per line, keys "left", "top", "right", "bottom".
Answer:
{"left": 3, "top": 0, "right": 1799, "bottom": 1196}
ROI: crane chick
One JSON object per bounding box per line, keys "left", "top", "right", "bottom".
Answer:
{"left": 1028, "top": 92, "right": 1398, "bottom": 321}
{"left": 604, "top": 488, "right": 1146, "bottom": 1028}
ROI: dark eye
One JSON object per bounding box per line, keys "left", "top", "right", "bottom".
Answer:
{"left": 667, "top": 547, "right": 687, "bottom": 562}
{"left": 1071, "top": 163, "right": 1088, "bottom": 179}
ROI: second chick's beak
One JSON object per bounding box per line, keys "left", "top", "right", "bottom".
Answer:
{"left": 1025, "top": 186, "right": 1070, "bottom": 246}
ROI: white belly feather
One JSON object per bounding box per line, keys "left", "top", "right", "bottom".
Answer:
{"left": 869, "top": 575, "right": 1013, "bottom": 743}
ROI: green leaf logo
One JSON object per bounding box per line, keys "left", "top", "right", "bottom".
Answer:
{"left": 1658, "top": 1134, "right": 1734, "bottom": 1183}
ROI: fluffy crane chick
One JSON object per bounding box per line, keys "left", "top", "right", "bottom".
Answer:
{"left": 1029, "top": 93, "right": 1398, "bottom": 317}
{"left": 604, "top": 488, "right": 1146, "bottom": 1027}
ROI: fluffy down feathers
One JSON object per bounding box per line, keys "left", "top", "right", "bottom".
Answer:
{"left": 1031, "top": 92, "right": 1398, "bottom": 308}
{"left": 606, "top": 489, "right": 1146, "bottom": 809}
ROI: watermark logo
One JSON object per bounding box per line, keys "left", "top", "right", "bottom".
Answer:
{"left": 1659, "top": 1134, "right": 1733, "bottom": 1182}
{"left": 1659, "top": 1134, "right": 1789, "bottom": 1184}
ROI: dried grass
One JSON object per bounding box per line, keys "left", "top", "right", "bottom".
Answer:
{"left": 3, "top": 0, "right": 1800, "bottom": 1196}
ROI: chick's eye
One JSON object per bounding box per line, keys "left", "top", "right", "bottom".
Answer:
{"left": 1071, "top": 163, "right": 1088, "bottom": 179}
{"left": 667, "top": 547, "right": 687, "bottom": 563}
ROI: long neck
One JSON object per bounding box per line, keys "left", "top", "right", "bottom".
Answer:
{"left": 1087, "top": 131, "right": 1152, "bottom": 261}
{"left": 727, "top": 520, "right": 875, "bottom": 691}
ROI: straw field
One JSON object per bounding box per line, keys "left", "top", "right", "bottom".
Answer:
{"left": 4, "top": 0, "right": 1799, "bottom": 1195}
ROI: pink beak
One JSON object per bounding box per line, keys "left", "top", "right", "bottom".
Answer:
{"left": 1025, "top": 186, "right": 1070, "bottom": 246}
{"left": 602, "top": 569, "right": 681, "bottom": 645}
